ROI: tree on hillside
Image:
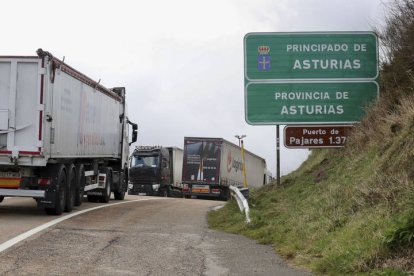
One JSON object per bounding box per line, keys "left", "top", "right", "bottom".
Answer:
{"left": 379, "top": 0, "right": 414, "bottom": 103}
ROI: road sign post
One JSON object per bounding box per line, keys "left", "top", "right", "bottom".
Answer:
{"left": 276, "top": 125, "right": 280, "bottom": 186}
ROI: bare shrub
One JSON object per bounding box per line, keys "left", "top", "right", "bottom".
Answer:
{"left": 378, "top": 0, "right": 414, "bottom": 102}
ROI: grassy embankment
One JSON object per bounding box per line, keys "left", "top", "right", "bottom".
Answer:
{"left": 209, "top": 114, "right": 414, "bottom": 274}
{"left": 209, "top": 1, "right": 414, "bottom": 274}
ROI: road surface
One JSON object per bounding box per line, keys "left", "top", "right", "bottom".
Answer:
{"left": 0, "top": 196, "right": 310, "bottom": 275}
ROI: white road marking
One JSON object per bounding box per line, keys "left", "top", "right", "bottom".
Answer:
{"left": 0, "top": 198, "right": 161, "bottom": 254}
{"left": 211, "top": 205, "right": 224, "bottom": 211}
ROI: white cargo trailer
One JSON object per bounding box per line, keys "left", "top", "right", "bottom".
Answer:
{"left": 182, "top": 137, "right": 267, "bottom": 200}
{"left": 0, "top": 49, "right": 137, "bottom": 214}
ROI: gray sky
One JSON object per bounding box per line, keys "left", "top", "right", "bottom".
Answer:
{"left": 0, "top": 0, "right": 389, "bottom": 176}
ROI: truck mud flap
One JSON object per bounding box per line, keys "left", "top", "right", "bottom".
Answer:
{"left": 86, "top": 191, "right": 102, "bottom": 196}
{"left": 37, "top": 189, "right": 57, "bottom": 208}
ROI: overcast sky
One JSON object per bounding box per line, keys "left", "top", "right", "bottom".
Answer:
{"left": 0, "top": 0, "right": 389, "bottom": 176}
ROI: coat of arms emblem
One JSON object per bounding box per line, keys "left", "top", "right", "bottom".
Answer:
{"left": 257, "top": 46, "right": 271, "bottom": 71}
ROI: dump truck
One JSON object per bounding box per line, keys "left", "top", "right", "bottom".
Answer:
{"left": 128, "top": 146, "right": 183, "bottom": 196}
{"left": 0, "top": 49, "right": 137, "bottom": 215}
{"left": 181, "top": 137, "right": 267, "bottom": 200}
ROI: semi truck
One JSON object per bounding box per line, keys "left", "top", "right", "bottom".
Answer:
{"left": 128, "top": 146, "right": 183, "bottom": 197}
{"left": 0, "top": 49, "right": 137, "bottom": 215}
{"left": 182, "top": 137, "right": 268, "bottom": 200}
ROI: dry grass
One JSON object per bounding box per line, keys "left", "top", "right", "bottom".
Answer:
{"left": 348, "top": 93, "right": 414, "bottom": 152}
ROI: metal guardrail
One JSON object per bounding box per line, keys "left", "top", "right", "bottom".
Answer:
{"left": 229, "top": 186, "right": 251, "bottom": 224}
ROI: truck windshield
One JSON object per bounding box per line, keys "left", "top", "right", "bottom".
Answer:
{"left": 131, "top": 155, "right": 160, "bottom": 168}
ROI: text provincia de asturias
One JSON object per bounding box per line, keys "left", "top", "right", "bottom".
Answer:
{"left": 274, "top": 91, "right": 349, "bottom": 115}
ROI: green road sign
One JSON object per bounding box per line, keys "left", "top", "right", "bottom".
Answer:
{"left": 245, "top": 81, "right": 378, "bottom": 124}
{"left": 244, "top": 32, "right": 378, "bottom": 81}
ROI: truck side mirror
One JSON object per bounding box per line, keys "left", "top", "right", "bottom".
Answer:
{"left": 129, "top": 122, "right": 138, "bottom": 145}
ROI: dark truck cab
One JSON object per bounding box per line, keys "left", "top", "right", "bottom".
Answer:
{"left": 128, "top": 146, "right": 184, "bottom": 197}
{"left": 128, "top": 146, "right": 171, "bottom": 196}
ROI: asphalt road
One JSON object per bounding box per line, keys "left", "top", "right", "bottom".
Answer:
{"left": 0, "top": 196, "right": 310, "bottom": 275}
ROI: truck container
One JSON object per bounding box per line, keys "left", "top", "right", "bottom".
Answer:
{"left": 0, "top": 49, "right": 137, "bottom": 215}
{"left": 128, "top": 146, "right": 183, "bottom": 196}
{"left": 182, "top": 137, "right": 268, "bottom": 200}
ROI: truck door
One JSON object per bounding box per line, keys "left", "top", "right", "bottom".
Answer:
{"left": 161, "top": 151, "right": 171, "bottom": 185}
{"left": 0, "top": 58, "right": 43, "bottom": 159}
{"left": 183, "top": 139, "right": 220, "bottom": 183}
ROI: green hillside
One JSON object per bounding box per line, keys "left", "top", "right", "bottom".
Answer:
{"left": 209, "top": 1, "right": 414, "bottom": 274}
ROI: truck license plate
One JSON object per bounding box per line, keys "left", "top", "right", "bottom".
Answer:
{"left": 0, "top": 171, "right": 20, "bottom": 178}
{"left": 192, "top": 185, "right": 210, "bottom": 193}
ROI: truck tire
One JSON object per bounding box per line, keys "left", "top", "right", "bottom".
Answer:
{"left": 114, "top": 191, "right": 125, "bottom": 200}
{"left": 64, "top": 164, "right": 76, "bottom": 212}
{"left": 100, "top": 168, "right": 112, "bottom": 203}
{"left": 114, "top": 189, "right": 125, "bottom": 200}
{"left": 74, "top": 164, "right": 85, "bottom": 206}
{"left": 45, "top": 165, "right": 66, "bottom": 215}
{"left": 159, "top": 188, "right": 168, "bottom": 197}
{"left": 87, "top": 195, "right": 99, "bottom": 202}
{"left": 220, "top": 187, "right": 230, "bottom": 201}
{"left": 166, "top": 185, "right": 172, "bottom": 197}
{"left": 114, "top": 169, "right": 126, "bottom": 200}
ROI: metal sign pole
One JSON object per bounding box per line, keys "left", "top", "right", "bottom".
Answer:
{"left": 241, "top": 140, "right": 247, "bottom": 188}
{"left": 276, "top": 125, "right": 280, "bottom": 186}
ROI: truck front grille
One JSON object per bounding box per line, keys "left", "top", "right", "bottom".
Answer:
{"left": 129, "top": 176, "right": 157, "bottom": 185}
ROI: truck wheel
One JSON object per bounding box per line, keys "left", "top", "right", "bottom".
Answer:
{"left": 64, "top": 164, "right": 76, "bottom": 212}
{"left": 114, "top": 169, "right": 126, "bottom": 200}
{"left": 167, "top": 185, "right": 172, "bottom": 197}
{"left": 0, "top": 196, "right": 4, "bottom": 203}
{"left": 220, "top": 187, "right": 230, "bottom": 201}
{"left": 160, "top": 188, "right": 168, "bottom": 197}
{"left": 87, "top": 195, "right": 99, "bottom": 202}
{"left": 45, "top": 165, "right": 66, "bottom": 215}
{"left": 114, "top": 189, "right": 125, "bottom": 200}
{"left": 74, "top": 164, "right": 85, "bottom": 206}
{"left": 100, "top": 168, "right": 112, "bottom": 203}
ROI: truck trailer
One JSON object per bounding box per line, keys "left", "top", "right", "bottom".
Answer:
{"left": 0, "top": 49, "right": 137, "bottom": 215}
{"left": 182, "top": 137, "right": 268, "bottom": 200}
{"left": 128, "top": 146, "right": 183, "bottom": 197}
